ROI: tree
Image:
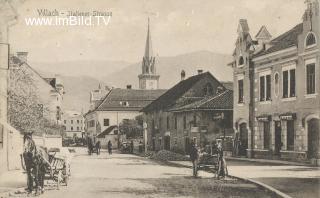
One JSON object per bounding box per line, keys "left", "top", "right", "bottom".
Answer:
{"left": 8, "top": 65, "right": 62, "bottom": 136}
{"left": 119, "top": 115, "right": 143, "bottom": 139}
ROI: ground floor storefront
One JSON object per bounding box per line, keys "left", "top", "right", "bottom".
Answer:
{"left": 234, "top": 112, "right": 320, "bottom": 165}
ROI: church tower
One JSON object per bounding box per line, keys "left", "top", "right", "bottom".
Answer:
{"left": 138, "top": 18, "right": 160, "bottom": 90}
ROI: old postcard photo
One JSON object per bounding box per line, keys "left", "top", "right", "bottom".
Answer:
{"left": 0, "top": 0, "right": 319, "bottom": 197}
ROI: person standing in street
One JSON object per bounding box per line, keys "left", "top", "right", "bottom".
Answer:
{"left": 130, "top": 140, "right": 134, "bottom": 154}
{"left": 95, "top": 141, "right": 101, "bottom": 155}
{"left": 107, "top": 140, "right": 112, "bottom": 155}
{"left": 189, "top": 141, "right": 199, "bottom": 177}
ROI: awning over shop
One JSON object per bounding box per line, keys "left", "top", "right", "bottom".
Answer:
{"left": 256, "top": 115, "right": 271, "bottom": 122}
{"left": 279, "top": 113, "right": 296, "bottom": 120}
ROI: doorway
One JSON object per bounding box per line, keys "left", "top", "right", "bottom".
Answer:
{"left": 274, "top": 121, "right": 282, "bottom": 155}
{"left": 239, "top": 123, "right": 248, "bottom": 156}
{"left": 164, "top": 136, "right": 170, "bottom": 150}
{"left": 308, "top": 118, "right": 320, "bottom": 159}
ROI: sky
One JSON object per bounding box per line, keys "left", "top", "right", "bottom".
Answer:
{"left": 9, "top": 0, "right": 305, "bottom": 63}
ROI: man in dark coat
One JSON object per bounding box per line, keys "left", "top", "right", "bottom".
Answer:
{"left": 189, "top": 142, "right": 199, "bottom": 177}
{"left": 107, "top": 140, "right": 112, "bottom": 155}
{"left": 95, "top": 141, "right": 101, "bottom": 155}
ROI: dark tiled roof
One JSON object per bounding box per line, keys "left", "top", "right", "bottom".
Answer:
{"left": 221, "top": 81, "right": 233, "bottom": 90}
{"left": 142, "top": 72, "right": 224, "bottom": 112}
{"left": 96, "top": 125, "right": 118, "bottom": 138}
{"left": 253, "top": 23, "right": 303, "bottom": 57}
{"left": 168, "top": 90, "right": 233, "bottom": 112}
{"left": 96, "top": 88, "right": 167, "bottom": 111}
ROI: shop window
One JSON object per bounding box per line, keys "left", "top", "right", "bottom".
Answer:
{"left": 287, "top": 120, "right": 294, "bottom": 151}
{"left": 263, "top": 122, "right": 270, "bottom": 149}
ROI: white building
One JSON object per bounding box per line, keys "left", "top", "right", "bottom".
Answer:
{"left": 62, "top": 111, "right": 85, "bottom": 138}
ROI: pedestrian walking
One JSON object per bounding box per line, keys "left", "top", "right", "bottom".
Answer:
{"left": 95, "top": 141, "right": 101, "bottom": 155}
{"left": 107, "top": 140, "right": 112, "bottom": 155}
{"left": 130, "top": 140, "right": 134, "bottom": 154}
{"left": 217, "top": 142, "right": 227, "bottom": 179}
{"left": 189, "top": 142, "right": 199, "bottom": 177}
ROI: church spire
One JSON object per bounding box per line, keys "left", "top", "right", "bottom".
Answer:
{"left": 144, "top": 17, "right": 153, "bottom": 59}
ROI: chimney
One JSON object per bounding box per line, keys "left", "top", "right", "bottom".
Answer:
{"left": 181, "top": 70, "right": 186, "bottom": 81}
{"left": 17, "top": 52, "right": 28, "bottom": 63}
{"left": 126, "top": 85, "right": 132, "bottom": 89}
{"left": 197, "top": 69, "right": 203, "bottom": 75}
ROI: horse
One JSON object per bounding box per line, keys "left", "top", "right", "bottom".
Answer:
{"left": 22, "top": 133, "right": 48, "bottom": 195}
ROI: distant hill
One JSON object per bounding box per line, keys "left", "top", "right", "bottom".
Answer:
{"left": 32, "top": 50, "right": 233, "bottom": 112}
{"left": 102, "top": 50, "right": 233, "bottom": 89}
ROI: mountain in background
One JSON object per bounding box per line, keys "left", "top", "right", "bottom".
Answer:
{"left": 103, "top": 50, "right": 233, "bottom": 89}
{"left": 33, "top": 50, "right": 233, "bottom": 112}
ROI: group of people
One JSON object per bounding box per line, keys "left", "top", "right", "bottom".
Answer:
{"left": 87, "top": 138, "right": 113, "bottom": 155}
{"left": 189, "top": 141, "right": 227, "bottom": 178}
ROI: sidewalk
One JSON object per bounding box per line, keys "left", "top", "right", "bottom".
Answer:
{"left": 225, "top": 156, "right": 311, "bottom": 166}
{"left": 0, "top": 170, "right": 25, "bottom": 198}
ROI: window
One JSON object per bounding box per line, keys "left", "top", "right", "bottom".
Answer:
{"left": 306, "top": 63, "right": 316, "bottom": 95}
{"left": 104, "top": 119, "right": 110, "bottom": 126}
{"left": 89, "top": 120, "right": 95, "bottom": 127}
{"left": 259, "top": 74, "right": 271, "bottom": 101}
{"left": 282, "top": 69, "right": 296, "bottom": 98}
{"left": 263, "top": 122, "right": 270, "bottom": 149}
{"left": 287, "top": 120, "right": 294, "bottom": 151}
{"left": 71, "top": 126, "right": 73, "bottom": 131}
{"left": 274, "top": 73, "right": 279, "bottom": 97}
{"left": 77, "top": 127, "right": 79, "bottom": 131}
{"left": 204, "top": 83, "right": 213, "bottom": 95}
{"left": 193, "top": 114, "right": 197, "bottom": 127}
{"left": 174, "top": 116, "right": 177, "bottom": 129}
{"left": 64, "top": 120, "right": 67, "bottom": 124}
{"left": 306, "top": 32, "right": 316, "bottom": 47}
{"left": 167, "top": 116, "right": 170, "bottom": 130}
{"left": 183, "top": 115, "right": 187, "bottom": 129}
{"left": 238, "top": 79, "right": 244, "bottom": 103}
{"left": 77, "top": 120, "right": 79, "bottom": 124}
{"left": 71, "top": 120, "right": 74, "bottom": 124}
{"left": 238, "top": 56, "right": 244, "bottom": 66}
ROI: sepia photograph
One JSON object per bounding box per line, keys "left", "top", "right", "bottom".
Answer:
{"left": 0, "top": 0, "right": 319, "bottom": 197}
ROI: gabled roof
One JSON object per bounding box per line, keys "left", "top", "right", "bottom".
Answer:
{"left": 142, "top": 72, "right": 226, "bottom": 112}
{"left": 96, "top": 125, "right": 118, "bottom": 138}
{"left": 95, "top": 88, "right": 167, "bottom": 112}
{"left": 253, "top": 23, "right": 303, "bottom": 57}
{"left": 168, "top": 90, "right": 233, "bottom": 112}
{"left": 255, "top": 26, "right": 272, "bottom": 40}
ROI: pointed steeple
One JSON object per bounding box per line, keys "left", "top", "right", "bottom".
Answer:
{"left": 144, "top": 17, "right": 153, "bottom": 58}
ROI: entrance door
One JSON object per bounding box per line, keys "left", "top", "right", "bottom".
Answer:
{"left": 274, "top": 121, "right": 282, "bottom": 155}
{"left": 185, "top": 137, "right": 190, "bottom": 154}
{"left": 239, "top": 123, "right": 248, "bottom": 156}
{"left": 308, "top": 118, "right": 320, "bottom": 159}
{"left": 164, "top": 136, "right": 170, "bottom": 150}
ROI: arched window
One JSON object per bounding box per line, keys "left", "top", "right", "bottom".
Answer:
{"left": 306, "top": 32, "right": 316, "bottom": 47}
{"left": 274, "top": 72, "right": 279, "bottom": 98}
{"left": 238, "top": 56, "right": 244, "bottom": 66}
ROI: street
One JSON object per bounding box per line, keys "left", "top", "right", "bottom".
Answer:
{"left": 31, "top": 151, "right": 276, "bottom": 198}
{"left": 228, "top": 160, "right": 320, "bottom": 198}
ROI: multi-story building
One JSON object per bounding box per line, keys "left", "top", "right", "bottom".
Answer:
{"left": 230, "top": 0, "right": 319, "bottom": 163}
{"left": 10, "top": 52, "right": 64, "bottom": 124}
{"left": 142, "top": 71, "right": 233, "bottom": 153}
{"left": 62, "top": 111, "right": 85, "bottom": 138}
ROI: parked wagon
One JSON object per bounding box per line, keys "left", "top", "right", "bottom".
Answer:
{"left": 197, "top": 152, "right": 228, "bottom": 179}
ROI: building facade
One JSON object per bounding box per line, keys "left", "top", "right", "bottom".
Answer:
{"left": 84, "top": 87, "right": 166, "bottom": 146}
{"left": 10, "top": 53, "right": 64, "bottom": 124}
{"left": 142, "top": 71, "right": 233, "bottom": 153}
{"left": 138, "top": 18, "right": 160, "bottom": 90}
{"left": 89, "top": 84, "right": 111, "bottom": 111}
{"left": 62, "top": 111, "right": 85, "bottom": 138}
{"left": 230, "top": 0, "right": 320, "bottom": 163}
